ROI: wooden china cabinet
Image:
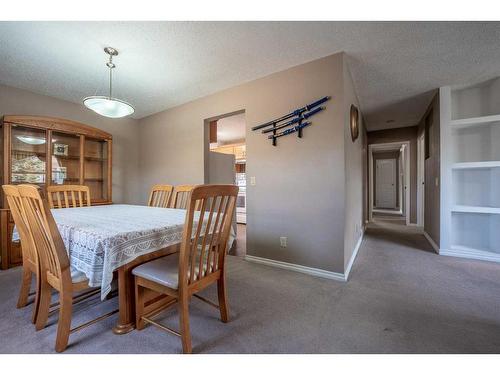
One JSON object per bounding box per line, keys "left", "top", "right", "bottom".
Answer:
{"left": 0, "top": 116, "right": 112, "bottom": 269}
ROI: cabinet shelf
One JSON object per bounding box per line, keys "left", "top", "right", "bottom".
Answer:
{"left": 12, "top": 149, "right": 46, "bottom": 156}
{"left": 54, "top": 155, "right": 80, "bottom": 160}
{"left": 85, "top": 156, "right": 107, "bottom": 162}
{"left": 13, "top": 171, "right": 45, "bottom": 175}
{"left": 450, "top": 114, "right": 500, "bottom": 129}
{"left": 11, "top": 181, "right": 45, "bottom": 186}
{"left": 452, "top": 161, "right": 500, "bottom": 169}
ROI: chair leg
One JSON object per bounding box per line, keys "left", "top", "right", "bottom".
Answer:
{"left": 35, "top": 280, "right": 52, "bottom": 331}
{"left": 31, "top": 270, "right": 41, "bottom": 324}
{"left": 217, "top": 274, "right": 230, "bottom": 323}
{"left": 16, "top": 267, "right": 32, "bottom": 308}
{"left": 55, "top": 290, "right": 72, "bottom": 353}
{"left": 134, "top": 278, "right": 145, "bottom": 330}
{"left": 178, "top": 294, "right": 192, "bottom": 354}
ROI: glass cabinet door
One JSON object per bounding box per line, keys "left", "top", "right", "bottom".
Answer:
{"left": 10, "top": 125, "right": 47, "bottom": 187}
{"left": 84, "top": 137, "right": 109, "bottom": 202}
{"left": 51, "top": 132, "right": 81, "bottom": 185}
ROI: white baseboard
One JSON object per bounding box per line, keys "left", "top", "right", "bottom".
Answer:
{"left": 372, "top": 208, "right": 402, "bottom": 214}
{"left": 423, "top": 231, "right": 439, "bottom": 253}
{"left": 245, "top": 230, "right": 365, "bottom": 283}
{"left": 440, "top": 246, "right": 500, "bottom": 263}
{"left": 244, "top": 255, "right": 346, "bottom": 282}
{"left": 344, "top": 229, "right": 365, "bottom": 281}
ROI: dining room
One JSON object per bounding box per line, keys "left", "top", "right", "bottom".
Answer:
{"left": 0, "top": 22, "right": 354, "bottom": 355}
{"left": 2, "top": 6, "right": 500, "bottom": 375}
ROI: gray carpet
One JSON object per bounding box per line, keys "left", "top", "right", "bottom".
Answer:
{"left": 2, "top": 226, "right": 500, "bottom": 353}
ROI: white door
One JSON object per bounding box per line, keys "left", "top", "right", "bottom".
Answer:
{"left": 376, "top": 158, "right": 397, "bottom": 209}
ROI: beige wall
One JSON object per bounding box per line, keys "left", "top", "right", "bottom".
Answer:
{"left": 343, "top": 61, "right": 366, "bottom": 269}
{"left": 0, "top": 84, "right": 141, "bottom": 204}
{"left": 0, "top": 53, "right": 365, "bottom": 275}
{"left": 418, "top": 93, "right": 440, "bottom": 246}
{"left": 139, "top": 53, "right": 360, "bottom": 274}
{"left": 367, "top": 126, "right": 419, "bottom": 223}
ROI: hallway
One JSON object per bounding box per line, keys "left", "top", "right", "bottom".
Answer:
{"left": 345, "top": 224, "right": 500, "bottom": 352}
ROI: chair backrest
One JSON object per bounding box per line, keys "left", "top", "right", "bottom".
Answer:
{"left": 2, "top": 185, "right": 38, "bottom": 268}
{"left": 18, "top": 184, "right": 70, "bottom": 283}
{"left": 170, "top": 185, "right": 196, "bottom": 209}
{"left": 148, "top": 184, "right": 174, "bottom": 208}
{"left": 47, "top": 185, "right": 91, "bottom": 209}
{"left": 178, "top": 185, "right": 238, "bottom": 288}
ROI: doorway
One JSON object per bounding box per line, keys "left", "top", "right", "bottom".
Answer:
{"left": 369, "top": 141, "right": 410, "bottom": 225}
{"left": 375, "top": 158, "right": 397, "bottom": 209}
{"left": 204, "top": 110, "right": 247, "bottom": 257}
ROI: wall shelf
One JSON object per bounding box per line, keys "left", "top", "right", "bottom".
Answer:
{"left": 450, "top": 114, "right": 500, "bottom": 129}
{"left": 451, "top": 161, "right": 500, "bottom": 169}
{"left": 451, "top": 205, "right": 500, "bottom": 214}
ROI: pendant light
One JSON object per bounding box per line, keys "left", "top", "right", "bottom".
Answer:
{"left": 83, "top": 47, "right": 134, "bottom": 118}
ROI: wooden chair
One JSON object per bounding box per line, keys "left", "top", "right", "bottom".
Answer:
{"left": 2, "top": 185, "right": 40, "bottom": 323}
{"left": 18, "top": 184, "right": 117, "bottom": 352}
{"left": 47, "top": 185, "right": 91, "bottom": 209}
{"left": 170, "top": 185, "right": 196, "bottom": 209}
{"left": 133, "top": 184, "right": 238, "bottom": 353}
{"left": 148, "top": 184, "right": 174, "bottom": 208}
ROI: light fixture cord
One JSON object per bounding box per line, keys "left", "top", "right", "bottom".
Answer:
{"left": 109, "top": 66, "right": 112, "bottom": 99}
{"left": 107, "top": 53, "right": 115, "bottom": 99}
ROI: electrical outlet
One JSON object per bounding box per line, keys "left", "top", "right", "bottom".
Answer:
{"left": 250, "top": 176, "right": 256, "bottom": 186}
{"left": 280, "top": 236, "right": 287, "bottom": 248}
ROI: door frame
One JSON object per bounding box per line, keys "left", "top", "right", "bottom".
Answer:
{"left": 369, "top": 141, "right": 411, "bottom": 225}
{"left": 375, "top": 158, "right": 397, "bottom": 209}
{"left": 417, "top": 131, "right": 425, "bottom": 227}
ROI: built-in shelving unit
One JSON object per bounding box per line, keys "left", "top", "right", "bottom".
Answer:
{"left": 440, "top": 77, "right": 500, "bottom": 262}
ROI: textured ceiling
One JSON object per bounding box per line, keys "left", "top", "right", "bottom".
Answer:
{"left": 1, "top": 22, "right": 500, "bottom": 130}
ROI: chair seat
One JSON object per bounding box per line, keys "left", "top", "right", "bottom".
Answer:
{"left": 71, "top": 268, "right": 88, "bottom": 284}
{"left": 132, "top": 253, "right": 209, "bottom": 290}
{"left": 133, "top": 254, "right": 181, "bottom": 289}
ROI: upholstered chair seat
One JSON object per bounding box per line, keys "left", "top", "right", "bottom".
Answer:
{"left": 132, "top": 253, "right": 209, "bottom": 290}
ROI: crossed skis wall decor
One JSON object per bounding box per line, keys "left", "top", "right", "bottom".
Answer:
{"left": 251, "top": 96, "right": 330, "bottom": 146}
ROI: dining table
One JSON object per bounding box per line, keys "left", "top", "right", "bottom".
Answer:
{"left": 44, "top": 203, "right": 205, "bottom": 334}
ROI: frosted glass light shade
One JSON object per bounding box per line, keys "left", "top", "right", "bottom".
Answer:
{"left": 83, "top": 96, "right": 134, "bottom": 118}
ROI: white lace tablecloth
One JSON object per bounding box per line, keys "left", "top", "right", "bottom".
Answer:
{"left": 51, "top": 204, "right": 189, "bottom": 299}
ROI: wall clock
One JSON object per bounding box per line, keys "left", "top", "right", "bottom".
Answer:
{"left": 350, "top": 104, "right": 359, "bottom": 142}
